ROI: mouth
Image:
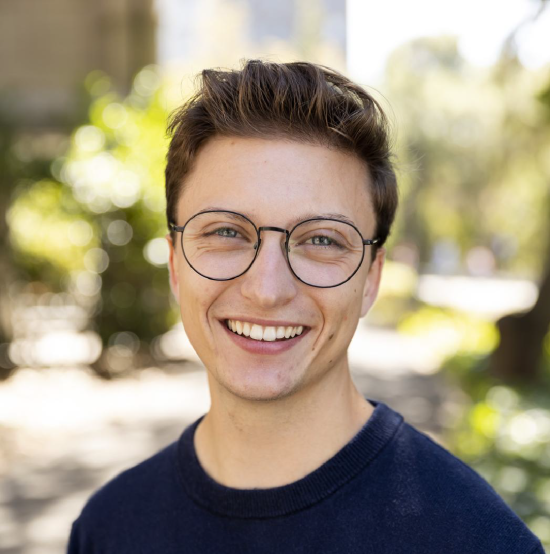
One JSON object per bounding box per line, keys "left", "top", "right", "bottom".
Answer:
{"left": 223, "top": 319, "right": 307, "bottom": 342}
{"left": 219, "top": 318, "right": 310, "bottom": 355}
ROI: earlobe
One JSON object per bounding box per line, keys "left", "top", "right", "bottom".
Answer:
{"left": 166, "top": 234, "right": 180, "bottom": 304}
{"left": 360, "top": 247, "right": 385, "bottom": 318}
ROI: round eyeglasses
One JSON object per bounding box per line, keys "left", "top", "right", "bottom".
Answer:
{"left": 169, "top": 210, "right": 379, "bottom": 288}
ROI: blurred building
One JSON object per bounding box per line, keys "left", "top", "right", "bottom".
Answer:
{"left": 0, "top": 0, "right": 345, "bottom": 128}
{"left": 0, "top": 0, "right": 156, "bottom": 128}
{"left": 157, "top": 0, "right": 346, "bottom": 65}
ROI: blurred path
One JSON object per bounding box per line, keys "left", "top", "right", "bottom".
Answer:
{"left": 0, "top": 328, "right": 466, "bottom": 554}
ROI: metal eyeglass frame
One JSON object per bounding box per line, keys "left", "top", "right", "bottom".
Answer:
{"left": 168, "top": 209, "right": 380, "bottom": 289}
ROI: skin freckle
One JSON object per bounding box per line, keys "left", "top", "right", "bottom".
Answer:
{"left": 328, "top": 334, "right": 334, "bottom": 341}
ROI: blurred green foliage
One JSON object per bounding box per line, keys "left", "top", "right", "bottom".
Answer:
{"left": 8, "top": 66, "right": 180, "bottom": 374}
{"left": 443, "top": 348, "right": 550, "bottom": 549}
{"left": 396, "top": 303, "right": 550, "bottom": 548}
{"left": 399, "top": 305, "right": 499, "bottom": 358}
{"left": 385, "top": 47, "right": 550, "bottom": 545}
{"left": 384, "top": 36, "right": 550, "bottom": 277}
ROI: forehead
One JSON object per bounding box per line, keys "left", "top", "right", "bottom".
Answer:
{"left": 178, "top": 137, "right": 375, "bottom": 234}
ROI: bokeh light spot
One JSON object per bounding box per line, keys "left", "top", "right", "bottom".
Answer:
{"left": 68, "top": 220, "right": 93, "bottom": 247}
{"left": 497, "top": 466, "right": 528, "bottom": 493}
{"left": 74, "top": 126, "right": 105, "bottom": 152}
{"left": 74, "top": 271, "right": 102, "bottom": 297}
{"left": 84, "top": 248, "right": 109, "bottom": 274}
{"left": 144, "top": 238, "right": 169, "bottom": 266}
{"left": 112, "top": 170, "right": 141, "bottom": 208}
{"left": 102, "top": 103, "right": 128, "bottom": 129}
{"left": 134, "top": 66, "right": 162, "bottom": 96}
{"left": 508, "top": 413, "right": 538, "bottom": 445}
{"left": 486, "top": 386, "right": 519, "bottom": 411}
{"left": 107, "top": 219, "right": 134, "bottom": 246}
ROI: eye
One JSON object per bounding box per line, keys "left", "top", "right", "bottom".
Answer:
{"left": 214, "top": 227, "right": 238, "bottom": 238}
{"left": 311, "top": 236, "right": 332, "bottom": 246}
{"left": 203, "top": 227, "right": 240, "bottom": 238}
{"left": 307, "top": 235, "right": 344, "bottom": 248}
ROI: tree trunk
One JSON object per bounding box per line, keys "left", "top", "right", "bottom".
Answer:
{"left": 0, "top": 124, "right": 14, "bottom": 346}
{"left": 0, "top": 126, "right": 17, "bottom": 378}
{"left": 489, "top": 223, "right": 550, "bottom": 385}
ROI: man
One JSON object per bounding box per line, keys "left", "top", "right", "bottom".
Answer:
{"left": 67, "top": 60, "right": 543, "bottom": 553}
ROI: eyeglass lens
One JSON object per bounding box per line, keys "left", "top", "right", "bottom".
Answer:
{"left": 180, "top": 211, "right": 365, "bottom": 287}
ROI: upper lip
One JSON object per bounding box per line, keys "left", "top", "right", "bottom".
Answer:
{"left": 221, "top": 317, "right": 309, "bottom": 328}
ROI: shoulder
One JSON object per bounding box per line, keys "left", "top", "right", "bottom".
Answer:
{"left": 397, "top": 422, "right": 508, "bottom": 505}
{"left": 73, "top": 439, "right": 180, "bottom": 531}
{"left": 381, "top": 421, "right": 543, "bottom": 553}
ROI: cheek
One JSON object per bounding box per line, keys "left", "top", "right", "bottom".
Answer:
{"left": 319, "top": 288, "right": 362, "bottom": 331}
{"left": 177, "top": 264, "right": 216, "bottom": 323}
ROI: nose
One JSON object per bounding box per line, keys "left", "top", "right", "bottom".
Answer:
{"left": 239, "top": 230, "right": 298, "bottom": 308}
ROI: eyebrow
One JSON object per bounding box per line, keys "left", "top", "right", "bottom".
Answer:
{"left": 197, "top": 206, "right": 358, "bottom": 228}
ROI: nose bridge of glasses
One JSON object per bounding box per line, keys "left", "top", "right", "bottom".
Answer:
{"left": 253, "top": 226, "right": 290, "bottom": 262}
{"left": 255, "top": 226, "right": 289, "bottom": 249}
{"left": 258, "top": 226, "right": 289, "bottom": 236}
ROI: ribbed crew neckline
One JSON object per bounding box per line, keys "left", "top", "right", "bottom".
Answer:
{"left": 175, "top": 398, "right": 404, "bottom": 519}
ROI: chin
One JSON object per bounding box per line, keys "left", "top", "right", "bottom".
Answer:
{"left": 213, "top": 361, "right": 302, "bottom": 402}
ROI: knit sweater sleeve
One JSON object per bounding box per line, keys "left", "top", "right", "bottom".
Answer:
{"left": 66, "top": 519, "right": 79, "bottom": 553}
{"left": 66, "top": 518, "right": 88, "bottom": 554}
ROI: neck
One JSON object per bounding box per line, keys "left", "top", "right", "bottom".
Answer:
{"left": 193, "top": 360, "right": 374, "bottom": 489}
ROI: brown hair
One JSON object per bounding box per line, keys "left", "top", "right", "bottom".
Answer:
{"left": 165, "top": 59, "right": 398, "bottom": 262}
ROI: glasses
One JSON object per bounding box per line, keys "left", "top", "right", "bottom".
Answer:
{"left": 169, "top": 210, "right": 379, "bottom": 288}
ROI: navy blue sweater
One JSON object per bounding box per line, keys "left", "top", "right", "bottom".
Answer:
{"left": 67, "top": 398, "right": 544, "bottom": 553}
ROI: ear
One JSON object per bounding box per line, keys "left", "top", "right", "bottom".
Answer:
{"left": 360, "top": 247, "right": 385, "bottom": 318}
{"left": 166, "top": 233, "right": 180, "bottom": 304}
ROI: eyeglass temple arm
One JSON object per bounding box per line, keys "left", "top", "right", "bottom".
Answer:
{"left": 363, "top": 238, "right": 380, "bottom": 245}
{"left": 169, "top": 222, "right": 185, "bottom": 232}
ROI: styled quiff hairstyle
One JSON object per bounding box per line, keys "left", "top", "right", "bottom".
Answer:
{"left": 165, "top": 59, "right": 398, "bottom": 261}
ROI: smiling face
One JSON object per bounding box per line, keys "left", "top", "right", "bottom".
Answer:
{"left": 167, "top": 136, "right": 385, "bottom": 403}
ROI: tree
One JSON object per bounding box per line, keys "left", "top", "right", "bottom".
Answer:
{"left": 489, "top": 76, "right": 550, "bottom": 385}
{"left": 488, "top": 1, "right": 550, "bottom": 384}
{"left": 7, "top": 68, "right": 179, "bottom": 377}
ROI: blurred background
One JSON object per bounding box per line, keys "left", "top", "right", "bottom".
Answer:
{"left": 1, "top": 0, "right": 549, "bottom": 552}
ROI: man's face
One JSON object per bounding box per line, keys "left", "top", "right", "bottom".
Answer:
{"left": 167, "top": 137, "right": 385, "bottom": 403}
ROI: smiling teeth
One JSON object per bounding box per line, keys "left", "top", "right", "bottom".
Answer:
{"left": 226, "top": 320, "right": 304, "bottom": 341}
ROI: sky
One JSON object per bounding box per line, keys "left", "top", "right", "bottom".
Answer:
{"left": 347, "top": 0, "right": 550, "bottom": 85}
